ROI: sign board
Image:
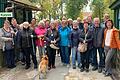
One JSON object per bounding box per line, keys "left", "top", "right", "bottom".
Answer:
{"left": 0, "top": 12, "right": 13, "bottom": 17}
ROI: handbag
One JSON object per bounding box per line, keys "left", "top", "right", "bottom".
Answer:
{"left": 78, "top": 42, "right": 87, "bottom": 52}
{"left": 50, "top": 43, "right": 59, "bottom": 50}
{"left": 78, "top": 32, "right": 88, "bottom": 52}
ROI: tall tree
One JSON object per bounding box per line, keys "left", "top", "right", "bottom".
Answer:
{"left": 31, "top": 0, "right": 61, "bottom": 20}
{"left": 91, "top": 0, "right": 115, "bottom": 22}
{"left": 66, "top": 0, "right": 88, "bottom": 19}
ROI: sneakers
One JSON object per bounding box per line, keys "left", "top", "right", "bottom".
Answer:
{"left": 92, "top": 66, "right": 98, "bottom": 71}
{"left": 98, "top": 68, "right": 102, "bottom": 73}
{"left": 78, "top": 64, "right": 81, "bottom": 69}
{"left": 72, "top": 65, "right": 76, "bottom": 69}
{"left": 25, "top": 65, "right": 30, "bottom": 69}
{"left": 52, "top": 65, "right": 56, "bottom": 69}
{"left": 48, "top": 67, "right": 51, "bottom": 70}
{"left": 80, "top": 68, "right": 85, "bottom": 72}
{"left": 67, "top": 64, "right": 70, "bottom": 68}
{"left": 105, "top": 72, "right": 112, "bottom": 77}
{"left": 62, "top": 63, "right": 67, "bottom": 66}
{"left": 102, "top": 69, "right": 106, "bottom": 74}
{"left": 86, "top": 69, "right": 89, "bottom": 72}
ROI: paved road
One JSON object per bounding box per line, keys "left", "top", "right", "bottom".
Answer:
{"left": 0, "top": 56, "right": 112, "bottom": 80}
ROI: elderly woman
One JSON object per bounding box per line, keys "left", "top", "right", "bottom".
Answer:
{"left": 45, "top": 21, "right": 60, "bottom": 70}
{"left": 18, "top": 22, "right": 37, "bottom": 69}
{"left": 45, "top": 22, "right": 59, "bottom": 70}
{"left": 35, "top": 21, "right": 46, "bottom": 61}
{"left": 79, "top": 21, "right": 93, "bottom": 72}
{"left": 59, "top": 20, "right": 71, "bottom": 67}
{"left": 70, "top": 20, "right": 81, "bottom": 69}
{"left": 102, "top": 20, "right": 120, "bottom": 76}
{"left": 0, "top": 20, "right": 16, "bottom": 68}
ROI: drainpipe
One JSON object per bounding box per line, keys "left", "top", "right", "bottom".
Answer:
{"left": 5, "top": 0, "right": 14, "bottom": 20}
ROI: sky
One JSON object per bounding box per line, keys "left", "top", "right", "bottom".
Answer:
{"left": 83, "top": 0, "right": 92, "bottom": 12}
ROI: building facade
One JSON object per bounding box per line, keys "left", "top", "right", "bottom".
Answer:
{"left": 110, "top": 0, "right": 120, "bottom": 79}
{"left": 0, "top": 0, "right": 41, "bottom": 27}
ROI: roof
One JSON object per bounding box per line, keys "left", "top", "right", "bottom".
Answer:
{"left": 11, "top": 0, "right": 42, "bottom": 11}
{"left": 109, "top": 0, "right": 120, "bottom": 9}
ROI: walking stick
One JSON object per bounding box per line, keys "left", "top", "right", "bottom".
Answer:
{"left": 31, "top": 35, "right": 35, "bottom": 55}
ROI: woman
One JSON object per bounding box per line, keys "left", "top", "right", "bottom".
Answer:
{"left": 18, "top": 22, "right": 37, "bottom": 69}
{"left": 59, "top": 20, "right": 71, "bottom": 67}
{"left": 35, "top": 21, "right": 46, "bottom": 60}
{"left": 79, "top": 21, "right": 93, "bottom": 72}
{"left": 45, "top": 21, "right": 60, "bottom": 70}
{"left": 70, "top": 20, "right": 81, "bottom": 69}
{"left": 102, "top": 20, "right": 120, "bottom": 76}
{"left": 0, "top": 20, "right": 16, "bottom": 68}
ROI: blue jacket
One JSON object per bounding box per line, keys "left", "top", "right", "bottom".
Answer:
{"left": 59, "top": 26, "right": 71, "bottom": 46}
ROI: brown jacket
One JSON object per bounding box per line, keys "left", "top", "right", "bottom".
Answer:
{"left": 102, "top": 27, "right": 120, "bottom": 50}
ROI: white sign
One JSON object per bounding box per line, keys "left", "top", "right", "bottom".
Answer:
{"left": 0, "top": 12, "right": 13, "bottom": 17}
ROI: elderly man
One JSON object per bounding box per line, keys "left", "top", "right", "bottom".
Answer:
{"left": 92, "top": 18, "right": 105, "bottom": 73}
{"left": 101, "top": 13, "right": 110, "bottom": 28}
{"left": 87, "top": 15, "right": 94, "bottom": 28}
{"left": 18, "top": 22, "right": 38, "bottom": 69}
{"left": 77, "top": 17, "right": 83, "bottom": 30}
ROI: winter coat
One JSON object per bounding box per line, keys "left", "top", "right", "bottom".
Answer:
{"left": 102, "top": 27, "right": 120, "bottom": 50}
{"left": 18, "top": 27, "right": 36, "bottom": 49}
{"left": 45, "top": 28, "right": 60, "bottom": 46}
{"left": 79, "top": 28, "right": 93, "bottom": 50}
{"left": 92, "top": 25, "right": 104, "bottom": 48}
{"left": 34, "top": 26, "right": 46, "bottom": 47}
{"left": 59, "top": 26, "right": 71, "bottom": 46}
{"left": 70, "top": 28, "right": 80, "bottom": 47}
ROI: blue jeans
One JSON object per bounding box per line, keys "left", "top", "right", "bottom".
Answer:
{"left": 38, "top": 46, "right": 45, "bottom": 60}
{"left": 5, "top": 49, "right": 15, "bottom": 67}
{"left": 60, "top": 46, "right": 70, "bottom": 64}
{"left": 89, "top": 48, "right": 94, "bottom": 65}
{"left": 93, "top": 47, "right": 105, "bottom": 68}
{"left": 71, "top": 47, "right": 81, "bottom": 66}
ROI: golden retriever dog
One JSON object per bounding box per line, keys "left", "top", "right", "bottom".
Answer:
{"left": 38, "top": 55, "right": 48, "bottom": 79}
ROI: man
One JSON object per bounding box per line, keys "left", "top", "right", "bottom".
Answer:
{"left": 18, "top": 22, "right": 38, "bottom": 69}
{"left": 87, "top": 15, "right": 94, "bottom": 65}
{"left": 30, "top": 18, "right": 37, "bottom": 30}
{"left": 77, "top": 17, "right": 83, "bottom": 30}
{"left": 101, "top": 13, "right": 110, "bottom": 28}
{"left": 87, "top": 15, "right": 94, "bottom": 28}
{"left": 92, "top": 18, "right": 105, "bottom": 73}
{"left": 11, "top": 18, "right": 20, "bottom": 62}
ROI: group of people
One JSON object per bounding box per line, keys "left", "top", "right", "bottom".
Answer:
{"left": 0, "top": 13, "right": 120, "bottom": 77}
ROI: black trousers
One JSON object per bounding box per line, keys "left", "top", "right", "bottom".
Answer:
{"left": 80, "top": 49, "right": 90, "bottom": 69}
{"left": 22, "top": 47, "right": 37, "bottom": 67}
{"left": 47, "top": 46, "right": 56, "bottom": 67}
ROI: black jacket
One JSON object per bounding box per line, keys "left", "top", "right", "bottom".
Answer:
{"left": 45, "top": 28, "right": 60, "bottom": 46}
{"left": 70, "top": 28, "right": 80, "bottom": 47}
{"left": 79, "top": 28, "right": 93, "bottom": 50}
{"left": 18, "top": 27, "right": 36, "bottom": 49}
{"left": 92, "top": 26, "right": 104, "bottom": 48}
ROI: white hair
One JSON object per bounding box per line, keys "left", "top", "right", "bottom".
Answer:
{"left": 23, "top": 22, "right": 29, "bottom": 25}
{"left": 38, "top": 20, "right": 45, "bottom": 26}
{"left": 73, "top": 20, "right": 78, "bottom": 23}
